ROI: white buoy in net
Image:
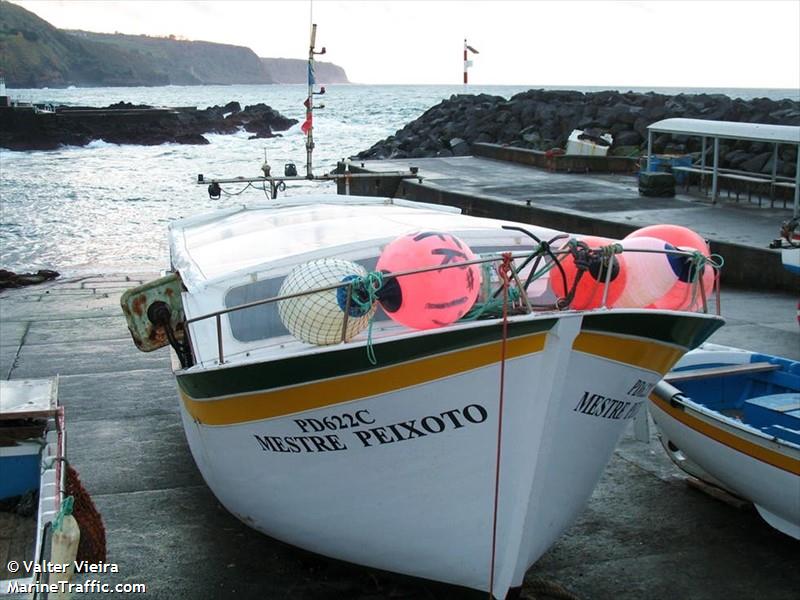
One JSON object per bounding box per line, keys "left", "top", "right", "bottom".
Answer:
{"left": 612, "top": 236, "right": 679, "bottom": 308}
{"left": 278, "top": 259, "right": 376, "bottom": 345}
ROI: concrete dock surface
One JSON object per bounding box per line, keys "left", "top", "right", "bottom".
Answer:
{"left": 1, "top": 272, "right": 798, "bottom": 600}
{"left": 356, "top": 156, "right": 798, "bottom": 292}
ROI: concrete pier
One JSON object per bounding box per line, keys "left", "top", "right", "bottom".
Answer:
{"left": 1, "top": 270, "right": 798, "bottom": 599}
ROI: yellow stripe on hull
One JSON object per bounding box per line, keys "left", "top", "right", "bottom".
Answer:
{"left": 182, "top": 332, "right": 547, "bottom": 426}
{"left": 573, "top": 332, "right": 684, "bottom": 375}
{"left": 650, "top": 394, "right": 800, "bottom": 476}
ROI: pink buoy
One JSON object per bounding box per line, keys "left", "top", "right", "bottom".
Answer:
{"left": 625, "top": 225, "right": 714, "bottom": 310}
{"left": 550, "top": 235, "right": 627, "bottom": 309}
{"left": 376, "top": 231, "right": 481, "bottom": 330}
{"left": 612, "top": 237, "right": 679, "bottom": 308}
{"left": 625, "top": 224, "right": 708, "bottom": 252}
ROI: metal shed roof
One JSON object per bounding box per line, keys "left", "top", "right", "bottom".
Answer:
{"left": 648, "top": 118, "right": 800, "bottom": 145}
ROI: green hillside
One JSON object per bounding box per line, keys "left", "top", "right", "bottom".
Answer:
{"left": 72, "top": 30, "right": 274, "bottom": 85}
{"left": 261, "top": 57, "right": 349, "bottom": 84}
{"left": 0, "top": 1, "right": 273, "bottom": 87}
{"left": 0, "top": 1, "right": 170, "bottom": 86}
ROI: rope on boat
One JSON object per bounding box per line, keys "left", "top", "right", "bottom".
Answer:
{"left": 52, "top": 495, "right": 74, "bottom": 532}
{"left": 463, "top": 287, "right": 521, "bottom": 320}
{"left": 346, "top": 271, "right": 384, "bottom": 365}
{"left": 489, "top": 252, "right": 513, "bottom": 599}
{"left": 690, "top": 251, "right": 725, "bottom": 275}
{"left": 685, "top": 251, "right": 725, "bottom": 309}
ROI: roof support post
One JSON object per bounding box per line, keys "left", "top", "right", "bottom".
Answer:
{"left": 646, "top": 130, "right": 652, "bottom": 172}
{"left": 700, "top": 137, "right": 707, "bottom": 169}
{"left": 794, "top": 147, "right": 799, "bottom": 218}
{"left": 770, "top": 144, "right": 779, "bottom": 205}
{"left": 711, "top": 137, "right": 719, "bottom": 204}
{"left": 701, "top": 136, "right": 707, "bottom": 193}
{"left": 771, "top": 144, "right": 779, "bottom": 184}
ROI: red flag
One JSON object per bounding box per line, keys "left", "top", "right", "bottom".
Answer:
{"left": 301, "top": 112, "right": 312, "bottom": 134}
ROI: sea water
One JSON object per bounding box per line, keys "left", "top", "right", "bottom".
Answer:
{"left": 1, "top": 84, "right": 797, "bottom": 274}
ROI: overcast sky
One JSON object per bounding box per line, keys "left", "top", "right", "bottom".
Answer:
{"left": 12, "top": 0, "right": 800, "bottom": 89}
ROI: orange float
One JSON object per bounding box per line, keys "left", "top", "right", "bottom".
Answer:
{"left": 550, "top": 235, "right": 627, "bottom": 309}
{"left": 376, "top": 231, "right": 481, "bottom": 330}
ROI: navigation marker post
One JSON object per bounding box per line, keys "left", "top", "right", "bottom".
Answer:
{"left": 463, "top": 39, "right": 479, "bottom": 84}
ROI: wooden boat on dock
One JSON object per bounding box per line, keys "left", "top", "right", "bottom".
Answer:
{"left": 0, "top": 378, "right": 65, "bottom": 595}
{"left": 650, "top": 344, "right": 800, "bottom": 539}
{"left": 121, "top": 192, "right": 725, "bottom": 599}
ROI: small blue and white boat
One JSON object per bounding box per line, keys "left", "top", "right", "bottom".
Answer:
{"left": 649, "top": 344, "right": 800, "bottom": 539}
{"left": 0, "top": 378, "right": 65, "bottom": 595}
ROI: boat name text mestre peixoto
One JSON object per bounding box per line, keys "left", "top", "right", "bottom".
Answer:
{"left": 573, "top": 390, "right": 646, "bottom": 421}
{"left": 254, "top": 403, "right": 489, "bottom": 454}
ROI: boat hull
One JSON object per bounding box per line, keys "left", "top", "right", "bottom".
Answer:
{"left": 781, "top": 247, "right": 800, "bottom": 276}
{"left": 175, "top": 311, "right": 721, "bottom": 598}
{"left": 650, "top": 381, "right": 800, "bottom": 540}
{"left": 0, "top": 378, "right": 64, "bottom": 595}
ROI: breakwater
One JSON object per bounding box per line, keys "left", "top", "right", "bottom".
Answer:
{"left": 0, "top": 102, "right": 297, "bottom": 150}
{"left": 356, "top": 90, "right": 800, "bottom": 177}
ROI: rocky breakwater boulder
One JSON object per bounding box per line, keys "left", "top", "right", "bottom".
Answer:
{"left": 356, "top": 90, "right": 799, "bottom": 178}
{"left": 0, "top": 269, "right": 59, "bottom": 290}
{"left": 0, "top": 101, "right": 298, "bottom": 150}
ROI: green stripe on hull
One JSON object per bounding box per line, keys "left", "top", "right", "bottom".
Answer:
{"left": 581, "top": 312, "right": 723, "bottom": 349}
{"left": 178, "top": 317, "right": 558, "bottom": 399}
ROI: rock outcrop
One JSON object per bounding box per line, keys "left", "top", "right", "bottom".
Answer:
{"left": 0, "top": 269, "right": 59, "bottom": 290}
{"left": 355, "top": 90, "right": 800, "bottom": 177}
{"left": 0, "top": 102, "right": 298, "bottom": 150}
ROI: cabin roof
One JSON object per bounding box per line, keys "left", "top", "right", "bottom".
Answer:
{"left": 169, "top": 195, "right": 549, "bottom": 292}
{"left": 647, "top": 118, "right": 800, "bottom": 145}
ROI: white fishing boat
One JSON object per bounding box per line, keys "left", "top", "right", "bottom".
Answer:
{"left": 120, "top": 190, "right": 726, "bottom": 599}
{"left": 0, "top": 378, "right": 65, "bottom": 595}
{"left": 649, "top": 344, "right": 800, "bottom": 539}
{"left": 117, "top": 22, "right": 729, "bottom": 598}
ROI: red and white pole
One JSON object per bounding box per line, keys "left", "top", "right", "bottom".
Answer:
{"left": 463, "top": 39, "right": 468, "bottom": 85}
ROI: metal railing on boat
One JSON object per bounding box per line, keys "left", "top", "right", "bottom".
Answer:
{"left": 184, "top": 245, "right": 719, "bottom": 366}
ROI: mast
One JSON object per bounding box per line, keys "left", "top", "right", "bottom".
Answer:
{"left": 304, "top": 24, "right": 316, "bottom": 178}
{"left": 303, "top": 24, "right": 327, "bottom": 178}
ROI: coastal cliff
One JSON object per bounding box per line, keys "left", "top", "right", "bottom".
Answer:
{"left": 260, "top": 58, "right": 348, "bottom": 84}
{"left": 0, "top": 1, "right": 348, "bottom": 87}
{"left": 68, "top": 31, "right": 274, "bottom": 86}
